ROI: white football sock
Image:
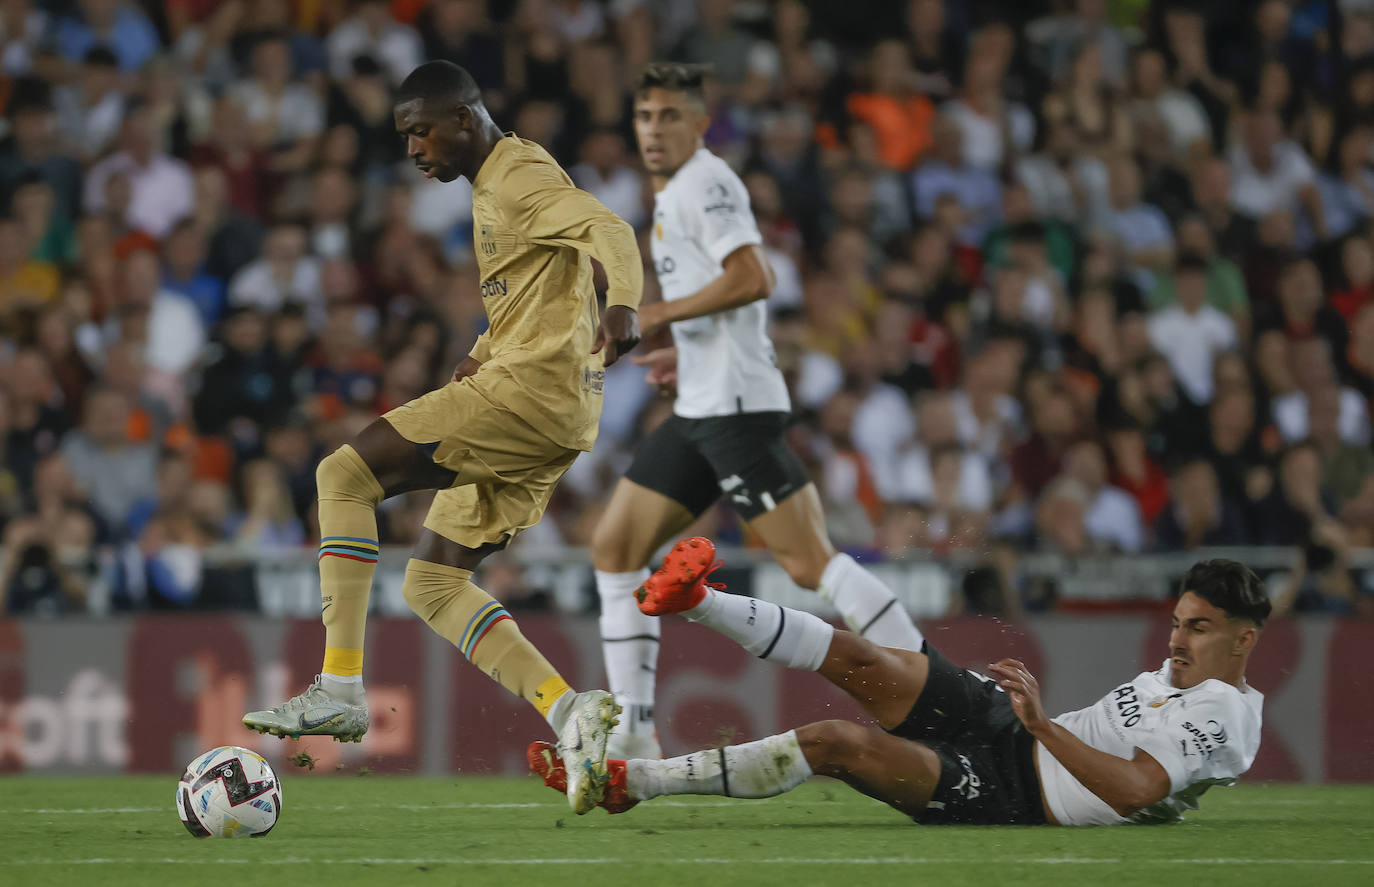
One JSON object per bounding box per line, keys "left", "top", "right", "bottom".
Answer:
{"left": 626, "top": 731, "right": 812, "bottom": 800}
{"left": 684, "top": 590, "right": 833, "bottom": 671}
{"left": 597, "top": 568, "right": 658, "bottom": 735}
{"left": 544, "top": 687, "right": 574, "bottom": 733}
{"left": 818, "top": 553, "right": 923, "bottom": 651}
{"left": 320, "top": 673, "right": 365, "bottom": 704}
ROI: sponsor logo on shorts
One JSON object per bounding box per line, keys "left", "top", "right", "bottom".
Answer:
{"left": 953, "top": 754, "right": 982, "bottom": 800}
{"left": 582, "top": 367, "right": 604, "bottom": 394}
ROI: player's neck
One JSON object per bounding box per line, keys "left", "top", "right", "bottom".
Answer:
{"left": 465, "top": 121, "right": 509, "bottom": 184}
{"left": 650, "top": 142, "right": 705, "bottom": 192}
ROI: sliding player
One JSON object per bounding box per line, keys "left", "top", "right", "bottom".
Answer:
{"left": 535, "top": 541, "right": 1266, "bottom": 824}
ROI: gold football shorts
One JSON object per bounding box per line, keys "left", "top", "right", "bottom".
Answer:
{"left": 382, "top": 380, "right": 579, "bottom": 548}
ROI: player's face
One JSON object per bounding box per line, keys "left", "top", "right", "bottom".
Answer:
{"left": 394, "top": 97, "right": 469, "bottom": 182}
{"left": 633, "top": 88, "right": 709, "bottom": 177}
{"left": 1167, "top": 592, "right": 1251, "bottom": 689}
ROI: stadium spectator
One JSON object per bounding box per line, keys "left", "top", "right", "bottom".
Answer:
{"left": 0, "top": 213, "right": 59, "bottom": 320}
{"left": 227, "top": 31, "right": 326, "bottom": 174}
{"left": 53, "top": 46, "right": 127, "bottom": 163}
{"left": 228, "top": 223, "right": 324, "bottom": 323}
{"left": 326, "top": 0, "right": 424, "bottom": 87}
{"left": 58, "top": 387, "right": 157, "bottom": 537}
{"left": 82, "top": 102, "right": 195, "bottom": 240}
{"left": 846, "top": 38, "right": 935, "bottom": 174}
{"left": 1202, "top": 386, "right": 1274, "bottom": 514}
{"left": 1154, "top": 459, "right": 1248, "bottom": 551}
{"left": 1227, "top": 110, "right": 1325, "bottom": 242}
{"left": 1060, "top": 438, "right": 1146, "bottom": 553}
{"left": 1146, "top": 253, "right": 1236, "bottom": 406}
{"left": 1272, "top": 338, "right": 1371, "bottom": 446}
{"left": 231, "top": 458, "right": 306, "bottom": 549}
{"left": 912, "top": 116, "right": 1000, "bottom": 247}
{"left": 53, "top": 0, "right": 161, "bottom": 74}
{"left": 1103, "top": 155, "right": 1174, "bottom": 287}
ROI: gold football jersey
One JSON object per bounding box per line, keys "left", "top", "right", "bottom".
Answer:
{"left": 465, "top": 135, "right": 642, "bottom": 451}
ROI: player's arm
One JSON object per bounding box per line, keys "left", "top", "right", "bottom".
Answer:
{"left": 637, "top": 244, "right": 774, "bottom": 335}
{"left": 453, "top": 332, "right": 492, "bottom": 382}
{"left": 506, "top": 168, "right": 643, "bottom": 364}
{"left": 988, "top": 659, "right": 1172, "bottom": 817}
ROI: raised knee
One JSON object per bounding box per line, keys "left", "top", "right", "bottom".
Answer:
{"left": 797, "top": 720, "right": 870, "bottom": 776}
{"left": 316, "top": 445, "right": 383, "bottom": 505}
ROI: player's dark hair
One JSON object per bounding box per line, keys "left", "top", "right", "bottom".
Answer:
{"left": 1180, "top": 559, "right": 1271, "bottom": 627}
{"left": 635, "top": 62, "right": 709, "bottom": 102}
{"left": 397, "top": 60, "right": 483, "bottom": 108}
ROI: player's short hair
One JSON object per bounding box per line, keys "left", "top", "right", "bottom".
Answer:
{"left": 397, "top": 60, "right": 483, "bottom": 109}
{"left": 1180, "top": 559, "right": 1271, "bottom": 627}
{"left": 635, "top": 62, "right": 709, "bottom": 102}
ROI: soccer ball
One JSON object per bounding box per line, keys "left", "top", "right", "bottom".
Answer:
{"left": 176, "top": 746, "right": 283, "bottom": 838}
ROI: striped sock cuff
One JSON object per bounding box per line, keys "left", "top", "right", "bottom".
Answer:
{"left": 459, "top": 600, "right": 512, "bottom": 661}
{"left": 319, "top": 536, "right": 380, "bottom": 563}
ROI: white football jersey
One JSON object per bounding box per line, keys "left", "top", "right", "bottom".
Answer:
{"left": 651, "top": 148, "right": 790, "bottom": 418}
{"left": 1036, "top": 660, "right": 1264, "bottom": 826}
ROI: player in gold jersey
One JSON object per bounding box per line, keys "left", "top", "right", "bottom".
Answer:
{"left": 243, "top": 61, "right": 642, "bottom": 813}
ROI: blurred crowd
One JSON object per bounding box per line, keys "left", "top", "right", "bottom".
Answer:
{"left": 1, "top": 0, "right": 1372, "bottom": 617}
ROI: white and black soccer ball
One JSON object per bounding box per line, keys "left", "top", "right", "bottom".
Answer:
{"left": 176, "top": 746, "right": 283, "bottom": 838}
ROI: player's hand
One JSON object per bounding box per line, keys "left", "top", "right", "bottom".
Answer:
{"left": 593, "top": 304, "right": 641, "bottom": 367}
{"left": 452, "top": 356, "right": 482, "bottom": 383}
{"left": 988, "top": 659, "right": 1050, "bottom": 735}
{"left": 631, "top": 347, "right": 678, "bottom": 395}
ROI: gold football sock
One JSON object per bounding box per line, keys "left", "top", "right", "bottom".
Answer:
{"left": 402, "top": 558, "right": 571, "bottom": 717}
{"left": 316, "top": 445, "right": 384, "bottom": 680}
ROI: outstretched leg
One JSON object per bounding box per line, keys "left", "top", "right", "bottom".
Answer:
{"left": 530, "top": 720, "right": 942, "bottom": 817}
{"left": 747, "top": 483, "right": 925, "bottom": 652}
{"left": 638, "top": 537, "right": 930, "bottom": 729}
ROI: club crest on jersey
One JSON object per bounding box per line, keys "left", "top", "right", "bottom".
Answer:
{"left": 582, "top": 366, "right": 604, "bottom": 394}
{"left": 702, "top": 181, "right": 737, "bottom": 215}
{"left": 479, "top": 225, "right": 498, "bottom": 257}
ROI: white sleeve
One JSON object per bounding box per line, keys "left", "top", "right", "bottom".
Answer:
{"left": 688, "top": 170, "right": 762, "bottom": 265}
{"left": 1134, "top": 698, "right": 1249, "bottom": 795}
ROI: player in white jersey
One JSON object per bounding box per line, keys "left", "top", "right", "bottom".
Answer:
{"left": 591, "top": 64, "right": 923, "bottom": 759}
{"left": 532, "top": 543, "right": 1267, "bottom": 826}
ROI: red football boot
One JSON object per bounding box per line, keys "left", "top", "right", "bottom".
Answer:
{"left": 634, "top": 537, "right": 726, "bottom": 616}
{"left": 527, "top": 741, "right": 638, "bottom": 814}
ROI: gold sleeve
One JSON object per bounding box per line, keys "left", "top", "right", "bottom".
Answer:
{"left": 504, "top": 169, "right": 644, "bottom": 309}
{"left": 469, "top": 330, "right": 492, "bottom": 363}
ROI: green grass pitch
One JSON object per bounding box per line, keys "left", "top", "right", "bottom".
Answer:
{"left": 1, "top": 775, "right": 1370, "bottom": 887}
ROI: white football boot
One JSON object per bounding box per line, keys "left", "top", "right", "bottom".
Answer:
{"left": 557, "top": 689, "right": 622, "bottom": 814}
{"left": 242, "top": 675, "right": 369, "bottom": 743}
